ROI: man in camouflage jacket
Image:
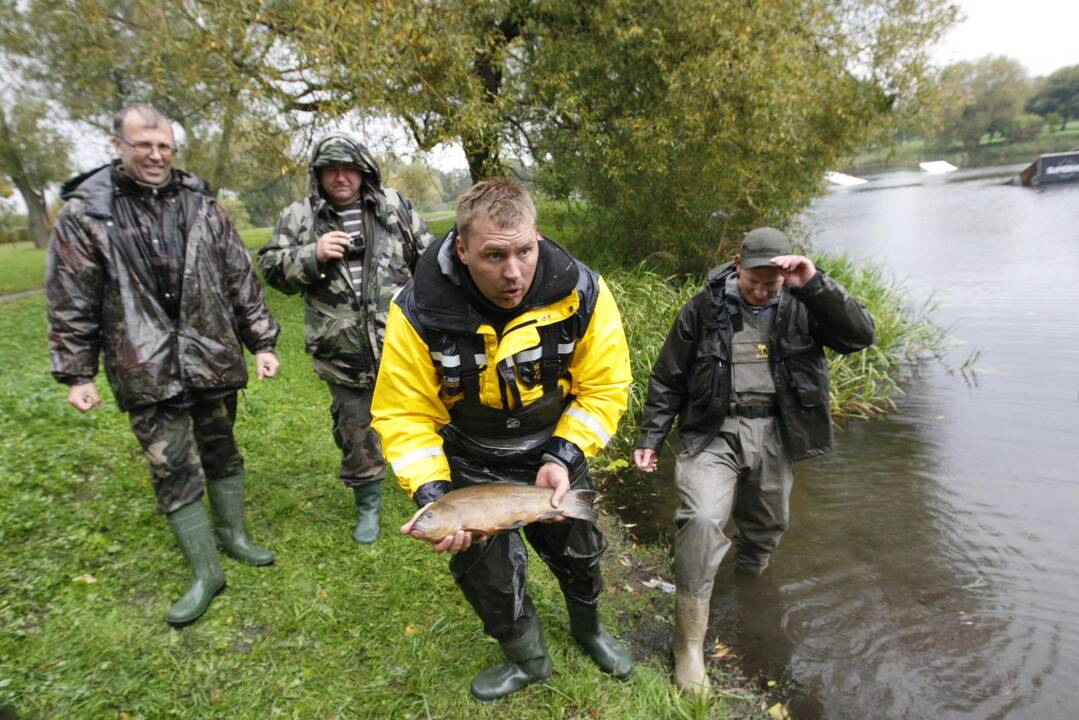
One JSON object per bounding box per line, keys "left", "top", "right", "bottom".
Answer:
{"left": 258, "top": 133, "right": 433, "bottom": 543}
{"left": 46, "top": 104, "right": 281, "bottom": 626}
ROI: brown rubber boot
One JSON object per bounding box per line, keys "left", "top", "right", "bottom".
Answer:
{"left": 672, "top": 592, "right": 711, "bottom": 696}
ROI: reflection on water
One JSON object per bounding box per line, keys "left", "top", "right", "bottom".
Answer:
{"left": 608, "top": 169, "right": 1079, "bottom": 718}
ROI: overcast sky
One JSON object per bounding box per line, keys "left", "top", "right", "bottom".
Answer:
{"left": 934, "top": 0, "right": 1079, "bottom": 76}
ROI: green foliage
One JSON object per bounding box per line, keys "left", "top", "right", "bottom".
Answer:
{"left": 0, "top": 95, "right": 72, "bottom": 247}
{"left": 1026, "top": 64, "right": 1079, "bottom": 129}
{"left": 217, "top": 196, "right": 253, "bottom": 232}
{"left": 1003, "top": 113, "right": 1046, "bottom": 144}
{"left": 381, "top": 158, "right": 446, "bottom": 211}
{"left": 526, "top": 0, "right": 959, "bottom": 270}
{"left": 933, "top": 56, "right": 1032, "bottom": 150}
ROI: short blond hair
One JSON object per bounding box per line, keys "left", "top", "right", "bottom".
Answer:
{"left": 455, "top": 178, "right": 537, "bottom": 242}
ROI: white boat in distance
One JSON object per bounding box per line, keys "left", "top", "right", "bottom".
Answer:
{"left": 919, "top": 160, "right": 958, "bottom": 174}
{"left": 824, "top": 171, "right": 868, "bottom": 186}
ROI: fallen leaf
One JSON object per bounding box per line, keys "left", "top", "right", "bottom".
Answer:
{"left": 708, "top": 643, "right": 734, "bottom": 660}
{"left": 318, "top": 590, "right": 329, "bottom": 599}
{"left": 404, "top": 624, "right": 419, "bottom": 636}
{"left": 767, "top": 680, "right": 777, "bottom": 687}
{"left": 767, "top": 702, "right": 790, "bottom": 720}
{"left": 72, "top": 574, "right": 97, "bottom": 584}
{"left": 618, "top": 555, "right": 632, "bottom": 568}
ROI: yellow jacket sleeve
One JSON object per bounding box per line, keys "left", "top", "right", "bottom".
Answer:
{"left": 371, "top": 302, "right": 452, "bottom": 497}
{"left": 554, "top": 276, "right": 632, "bottom": 456}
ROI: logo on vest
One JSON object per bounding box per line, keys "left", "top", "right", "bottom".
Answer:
{"left": 755, "top": 343, "right": 769, "bottom": 360}
{"left": 506, "top": 418, "right": 522, "bottom": 429}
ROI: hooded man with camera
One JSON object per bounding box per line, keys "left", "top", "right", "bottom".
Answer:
{"left": 258, "top": 134, "right": 433, "bottom": 543}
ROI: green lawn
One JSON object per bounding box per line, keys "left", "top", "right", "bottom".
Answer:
{"left": 0, "top": 242, "right": 48, "bottom": 296}
{"left": 0, "top": 291, "right": 764, "bottom": 720}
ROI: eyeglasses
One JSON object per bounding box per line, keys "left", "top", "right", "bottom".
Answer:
{"left": 114, "top": 136, "right": 177, "bottom": 157}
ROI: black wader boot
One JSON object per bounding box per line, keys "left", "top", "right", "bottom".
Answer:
{"left": 206, "top": 474, "right": 274, "bottom": 566}
{"left": 351, "top": 481, "right": 382, "bottom": 544}
{"left": 567, "top": 600, "right": 634, "bottom": 680}
{"left": 470, "top": 618, "right": 552, "bottom": 702}
{"left": 165, "top": 500, "right": 226, "bottom": 626}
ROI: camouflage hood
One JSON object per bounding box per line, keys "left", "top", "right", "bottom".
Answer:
{"left": 308, "top": 133, "right": 383, "bottom": 206}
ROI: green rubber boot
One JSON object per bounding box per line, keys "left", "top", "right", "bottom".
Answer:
{"left": 567, "top": 601, "right": 635, "bottom": 680}
{"left": 165, "top": 500, "right": 226, "bottom": 626}
{"left": 469, "top": 619, "right": 552, "bottom": 702}
{"left": 206, "top": 474, "right": 274, "bottom": 566}
{"left": 351, "top": 481, "right": 382, "bottom": 544}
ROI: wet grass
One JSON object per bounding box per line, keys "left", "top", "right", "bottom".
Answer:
{"left": 0, "top": 292, "right": 767, "bottom": 720}
{"left": 0, "top": 242, "right": 47, "bottom": 296}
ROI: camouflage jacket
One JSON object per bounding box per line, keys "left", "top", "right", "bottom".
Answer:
{"left": 46, "top": 162, "right": 280, "bottom": 411}
{"left": 257, "top": 134, "right": 433, "bottom": 388}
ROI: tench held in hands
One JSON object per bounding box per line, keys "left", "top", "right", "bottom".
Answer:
{"left": 409, "top": 483, "right": 599, "bottom": 542}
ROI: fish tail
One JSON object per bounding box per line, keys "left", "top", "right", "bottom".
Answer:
{"left": 559, "top": 489, "right": 599, "bottom": 523}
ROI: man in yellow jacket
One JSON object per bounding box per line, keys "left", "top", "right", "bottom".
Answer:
{"left": 372, "top": 178, "right": 633, "bottom": 701}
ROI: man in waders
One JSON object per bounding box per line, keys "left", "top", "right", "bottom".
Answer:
{"left": 258, "top": 134, "right": 433, "bottom": 543}
{"left": 372, "top": 178, "right": 634, "bottom": 701}
{"left": 633, "top": 227, "right": 875, "bottom": 694}
{"left": 46, "top": 104, "right": 281, "bottom": 626}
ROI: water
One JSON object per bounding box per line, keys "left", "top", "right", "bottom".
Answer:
{"left": 614, "top": 166, "right": 1079, "bottom": 719}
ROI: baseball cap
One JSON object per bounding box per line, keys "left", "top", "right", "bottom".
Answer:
{"left": 739, "top": 227, "right": 791, "bottom": 269}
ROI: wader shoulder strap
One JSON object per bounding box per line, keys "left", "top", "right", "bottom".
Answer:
{"left": 456, "top": 333, "right": 482, "bottom": 402}
{"left": 539, "top": 323, "right": 561, "bottom": 393}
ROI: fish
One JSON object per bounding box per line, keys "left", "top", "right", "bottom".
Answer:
{"left": 409, "top": 483, "right": 600, "bottom": 542}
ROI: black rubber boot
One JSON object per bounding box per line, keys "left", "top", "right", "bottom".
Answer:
{"left": 567, "top": 601, "right": 634, "bottom": 680}
{"left": 351, "top": 481, "right": 382, "bottom": 544}
{"left": 165, "top": 500, "right": 226, "bottom": 626}
{"left": 206, "top": 474, "right": 274, "bottom": 566}
{"left": 469, "top": 619, "right": 552, "bottom": 702}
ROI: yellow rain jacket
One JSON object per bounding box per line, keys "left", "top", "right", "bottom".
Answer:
{"left": 372, "top": 232, "right": 631, "bottom": 498}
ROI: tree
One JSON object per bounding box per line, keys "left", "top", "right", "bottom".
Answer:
{"left": 1027, "top": 65, "right": 1079, "bottom": 131}
{"left": 275, "top": 0, "right": 958, "bottom": 268}
{"left": 0, "top": 95, "right": 71, "bottom": 248}
{"left": 0, "top": 0, "right": 313, "bottom": 201}
{"left": 1, "top": 0, "right": 960, "bottom": 267}
{"left": 934, "top": 56, "right": 1031, "bottom": 151}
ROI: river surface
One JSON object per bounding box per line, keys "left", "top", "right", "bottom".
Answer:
{"left": 611, "top": 165, "right": 1079, "bottom": 719}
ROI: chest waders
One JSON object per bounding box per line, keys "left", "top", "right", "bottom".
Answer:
{"left": 437, "top": 325, "right": 632, "bottom": 700}
{"left": 670, "top": 297, "right": 793, "bottom": 694}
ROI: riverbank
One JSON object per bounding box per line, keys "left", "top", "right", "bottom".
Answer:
{"left": 2, "top": 217, "right": 937, "bottom": 718}
{"left": 0, "top": 288, "right": 776, "bottom": 719}
{"left": 841, "top": 121, "right": 1079, "bottom": 174}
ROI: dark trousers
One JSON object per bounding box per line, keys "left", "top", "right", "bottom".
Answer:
{"left": 127, "top": 393, "right": 244, "bottom": 514}
{"left": 327, "top": 382, "right": 385, "bottom": 487}
{"left": 446, "top": 452, "right": 607, "bottom": 643}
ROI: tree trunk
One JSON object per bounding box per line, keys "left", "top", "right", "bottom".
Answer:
{"left": 17, "top": 183, "right": 50, "bottom": 249}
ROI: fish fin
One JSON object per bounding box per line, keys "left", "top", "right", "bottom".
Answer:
{"left": 559, "top": 489, "right": 599, "bottom": 523}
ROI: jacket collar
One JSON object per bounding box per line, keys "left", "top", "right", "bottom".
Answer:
{"left": 60, "top": 161, "right": 210, "bottom": 219}
{"left": 413, "top": 229, "right": 580, "bottom": 333}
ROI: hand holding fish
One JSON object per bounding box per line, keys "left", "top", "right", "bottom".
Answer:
{"left": 401, "top": 502, "right": 475, "bottom": 554}
{"left": 535, "top": 460, "right": 570, "bottom": 508}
